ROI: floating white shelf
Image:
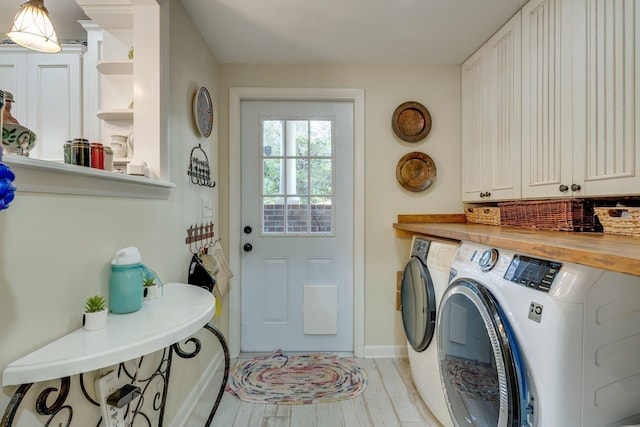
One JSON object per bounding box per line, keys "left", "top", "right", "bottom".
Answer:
{"left": 97, "top": 109, "right": 134, "bottom": 120}
{"left": 2, "top": 283, "right": 214, "bottom": 386}
{"left": 2, "top": 155, "right": 174, "bottom": 199}
{"left": 96, "top": 60, "right": 133, "bottom": 75}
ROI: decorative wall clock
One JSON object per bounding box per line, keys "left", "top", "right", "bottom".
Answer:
{"left": 193, "top": 86, "right": 213, "bottom": 138}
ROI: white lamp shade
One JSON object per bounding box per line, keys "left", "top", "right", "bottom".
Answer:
{"left": 7, "top": 0, "right": 61, "bottom": 53}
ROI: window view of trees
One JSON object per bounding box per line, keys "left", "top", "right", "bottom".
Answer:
{"left": 262, "top": 119, "right": 332, "bottom": 199}
{"left": 261, "top": 119, "right": 334, "bottom": 234}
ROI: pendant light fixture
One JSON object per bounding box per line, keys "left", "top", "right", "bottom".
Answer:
{"left": 7, "top": 0, "right": 61, "bottom": 53}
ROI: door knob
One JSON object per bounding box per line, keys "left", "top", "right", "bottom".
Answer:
{"left": 559, "top": 184, "right": 569, "bottom": 193}
{"left": 243, "top": 225, "right": 253, "bottom": 234}
{"left": 243, "top": 243, "right": 253, "bottom": 252}
{"left": 571, "top": 184, "right": 581, "bottom": 192}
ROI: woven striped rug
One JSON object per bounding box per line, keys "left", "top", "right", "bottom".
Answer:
{"left": 226, "top": 350, "right": 368, "bottom": 405}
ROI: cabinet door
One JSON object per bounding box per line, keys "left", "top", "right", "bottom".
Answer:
{"left": 0, "top": 54, "right": 28, "bottom": 122}
{"left": 462, "top": 13, "right": 521, "bottom": 202}
{"left": 26, "top": 54, "right": 83, "bottom": 161}
{"left": 522, "top": 0, "right": 574, "bottom": 198}
{"left": 484, "top": 11, "right": 522, "bottom": 201}
{"left": 461, "top": 49, "right": 487, "bottom": 202}
{"left": 572, "top": 0, "right": 640, "bottom": 196}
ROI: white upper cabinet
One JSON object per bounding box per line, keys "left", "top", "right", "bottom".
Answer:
{"left": 572, "top": 0, "right": 640, "bottom": 197}
{"left": 0, "top": 45, "right": 84, "bottom": 161}
{"left": 521, "top": 0, "right": 574, "bottom": 198}
{"left": 461, "top": 48, "right": 485, "bottom": 201}
{"left": 522, "top": 0, "right": 639, "bottom": 198}
{"left": 462, "top": 12, "right": 522, "bottom": 202}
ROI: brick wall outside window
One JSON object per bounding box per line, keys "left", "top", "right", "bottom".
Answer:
{"left": 263, "top": 203, "right": 333, "bottom": 234}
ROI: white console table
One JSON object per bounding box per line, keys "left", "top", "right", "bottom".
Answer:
{"left": 1, "top": 283, "right": 229, "bottom": 426}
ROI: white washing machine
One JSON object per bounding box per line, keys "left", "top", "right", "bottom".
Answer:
{"left": 437, "top": 241, "right": 640, "bottom": 426}
{"left": 401, "top": 236, "right": 458, "bottom": 426}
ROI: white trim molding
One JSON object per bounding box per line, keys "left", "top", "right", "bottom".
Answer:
{"left": 228, "top": 87, "right": 366, "bottom": 358}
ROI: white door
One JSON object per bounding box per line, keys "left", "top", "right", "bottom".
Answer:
{"left": 240, "top": 100, "right": 354, "bottom": 352}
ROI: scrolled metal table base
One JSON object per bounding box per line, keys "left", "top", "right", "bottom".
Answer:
{"left": 1, "top": 323, "right": 229, "bottom": 427}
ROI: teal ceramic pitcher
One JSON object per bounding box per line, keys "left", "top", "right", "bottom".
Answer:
{"left": 109, "top": 262, "right": 143, "bottom": 314}
{"left": 109, "top": 247, "right": 161, "bottom": 314}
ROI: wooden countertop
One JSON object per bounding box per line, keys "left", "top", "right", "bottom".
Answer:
{"left": 394, "top": 218, "right": 640, "bottom": 277}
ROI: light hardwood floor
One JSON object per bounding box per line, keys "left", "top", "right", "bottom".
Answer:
{"left": 185, "top": 356, "right": 443, "bottom": 427}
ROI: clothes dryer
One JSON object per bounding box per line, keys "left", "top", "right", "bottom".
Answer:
{"left": 401, "top": 236, "right": 458, "bottom": 426}
{"left": 438, "top": 242, "right": 640, "bottom": 426}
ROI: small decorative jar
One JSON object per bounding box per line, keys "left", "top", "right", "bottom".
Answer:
{"left": 71, "top": 138, "right": 90, "bottom": 167}
{"left": 63, "top": 140, "right": 72, "bottom": 164}
{"left": 103, "top": 146, "right": 113, "bottom": 171}
{"left": 90, "top": 142, "right": 104, "bottom": 169}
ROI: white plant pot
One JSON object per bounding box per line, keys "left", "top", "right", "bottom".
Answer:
{"left": 83, "top": 309, "right": 108, "bottom": 331}
{"left": 144, "top": 285, "right": 160, "bottom": 300}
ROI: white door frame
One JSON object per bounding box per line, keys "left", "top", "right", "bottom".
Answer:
{"left": 229, "top": 87, "right": 365, "bottom": 358}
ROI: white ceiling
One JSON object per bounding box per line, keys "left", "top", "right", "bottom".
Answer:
{"left": 180, "top": 0, "right": 528, "bottom": 64}
{"left": 2, "top": 0, "right": 528, "bottom": 64}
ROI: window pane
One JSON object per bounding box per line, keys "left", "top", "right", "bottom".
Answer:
{"left": 263, "top": 197, "right": 285, "bottom": 233}
{"left": 263, "top": 159, "right": 282, "bottom": 195}
{"left": 310, "top": 159, "right": 332, "bottom": 195}
{"left": 311, "top": 197, "right": 333, "bottom": 233}
{"left": 287, "top": 197, "right": 308, "bottom": 233}
{"left": 263, "top": 120, "right": 283, "bottom": 156}
{"left": 260, "top": 118, "right": 335, "bottom": 236}
{"left": 286, "top": 158, "right": 308, "bottom": 195}
{"left": 292, "top": 120, "right": 309, "bottom": 156}
{"left": 310, "top": 120, "right": 332, "bottom": 156}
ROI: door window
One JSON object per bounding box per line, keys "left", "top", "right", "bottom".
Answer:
{"left": 261, "top": 118, "right": 335, "bottom": 236}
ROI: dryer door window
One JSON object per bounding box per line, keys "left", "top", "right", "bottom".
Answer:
{"left": 401, "top": 257, "right": 436, "bottom": 352}
{"left": 437, "top": 279, "right": 530, "bottom": 427}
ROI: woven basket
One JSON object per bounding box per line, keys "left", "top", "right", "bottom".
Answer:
{"left": 498, "top": 199, "right": 600, "bottom": 232}
{"left": 594, "top": 207, "right": 640, "bottom": 237}
{"left": 465, "top": 207, "right": 501, "bottom": 225}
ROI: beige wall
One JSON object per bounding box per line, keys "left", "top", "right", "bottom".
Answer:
{"left": 217, "top": 64, "right": 463, "bottom": 355}
{"left": 0, "top": 1, "right": 222, "bottom": 424}
{"left": 0, "top": 7, "right": 463, "bottom": 422}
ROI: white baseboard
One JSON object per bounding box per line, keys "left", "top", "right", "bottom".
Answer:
{"left": 169, "top": 349, "right": 225, "bottom": 427}
{"left": 363, "top": 345, "right": 408, "bottom": 359}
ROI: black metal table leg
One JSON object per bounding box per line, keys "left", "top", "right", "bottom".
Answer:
{"left": 202, "top": 323, "right": 230, "bottom": 426}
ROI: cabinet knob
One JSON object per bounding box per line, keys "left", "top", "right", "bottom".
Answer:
{"left": 243, "top": 243, "right": 253, "bottom": 252}
{"left": 243, "top": 225, "right": 253, "bottom": 234}
{"left": 559, "top": 184, "right": 569, "bottom": 193}
{"left": 571, "top": 184, "right": 581, "bottom": 192}
{"left": 485, "top": 192, "right": 491, "bottom": 198}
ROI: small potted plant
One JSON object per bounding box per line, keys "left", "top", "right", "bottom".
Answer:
{"left": 143, "top": 277, "right": 160, "bottom": 300}
{"left": 83, "top": 295, "right": 107, "bottom": 331}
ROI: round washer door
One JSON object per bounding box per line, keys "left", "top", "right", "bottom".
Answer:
{"left": 401, "top": 257, "right": 436, "bottom": 352}
{"left": 437, "top": 279, "right": 529, "bottom": 427}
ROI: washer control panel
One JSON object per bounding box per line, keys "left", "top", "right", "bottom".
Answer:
{"left": 410, "top": 238, "right": 431, "bottom": 263}
{"left": 504, "top": 254, "right": 562, "bottom": 292}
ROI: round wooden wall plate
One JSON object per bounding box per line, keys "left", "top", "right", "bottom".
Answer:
{"left": 391, "top": 101, "right": 432, "bottom": 142}
{"left": 396, "top": 152, "right": 436, "bottom": 192}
